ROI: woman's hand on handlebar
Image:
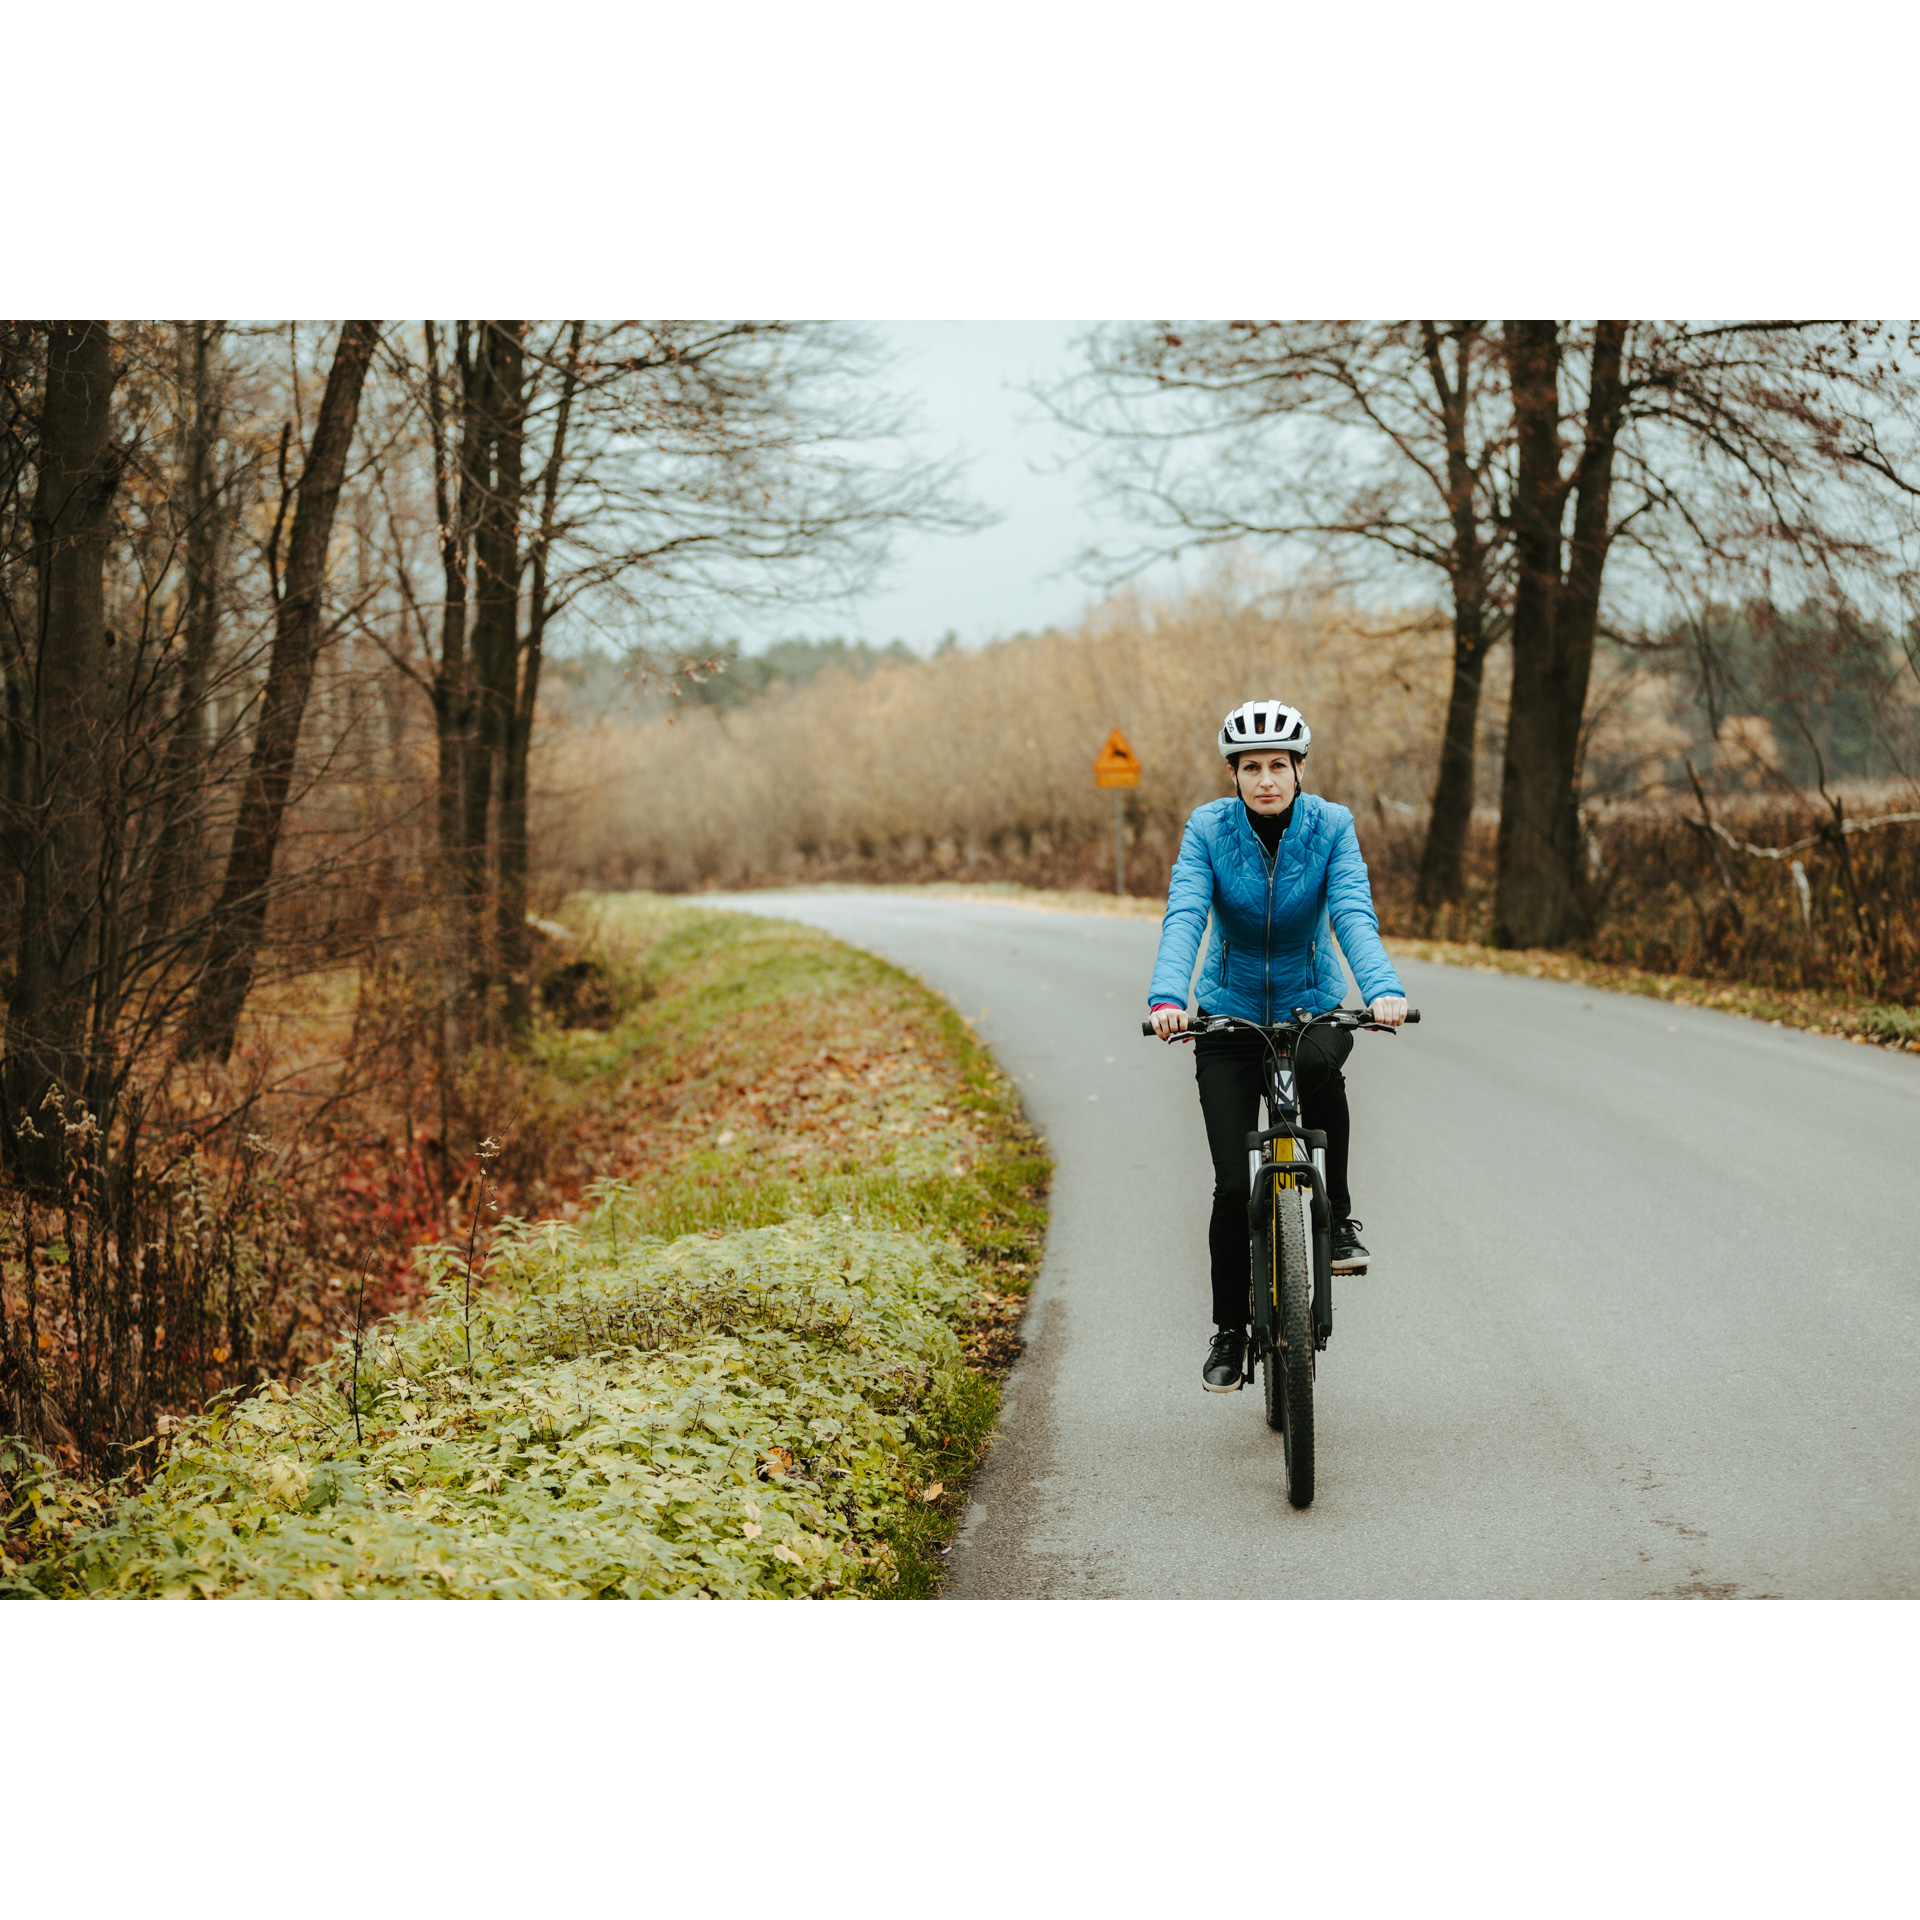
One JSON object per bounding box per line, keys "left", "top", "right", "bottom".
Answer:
{"left": 1149, "top": 1002, "right": 1189, "bottom": 1039}
{"left": 1369, "top": 996, "right": 1408, "bottom": 1028}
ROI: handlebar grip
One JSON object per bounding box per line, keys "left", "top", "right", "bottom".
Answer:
{"left": 1406, "top": 1009, "right": 1421, "bottom": 1024}
{"left": 1140, "top": 1020, "right": 1154, "bottom": 1036}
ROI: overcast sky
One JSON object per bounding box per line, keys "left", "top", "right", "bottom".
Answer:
{"left": 744, "top": 321, "right": 1186, "bottom": 655}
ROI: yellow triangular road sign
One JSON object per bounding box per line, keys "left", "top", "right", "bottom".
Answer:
{"left": 1093, "top": 727, "right": 1141, "bottom": 788}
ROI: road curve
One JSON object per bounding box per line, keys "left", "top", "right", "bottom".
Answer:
{"left": 702, "top": 890, "right": 1920, "bottom": 1598}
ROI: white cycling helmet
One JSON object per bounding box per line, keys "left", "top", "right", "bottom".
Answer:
{"left": 1218, "top": 699, "right": 1310, "bottom": 762}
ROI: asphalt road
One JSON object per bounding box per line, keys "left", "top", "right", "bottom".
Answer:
{"left": 702, "top": 889, "right": 1920, "bottom": 1598}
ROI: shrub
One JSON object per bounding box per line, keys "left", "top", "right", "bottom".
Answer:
{"left": 3, "top": 1209, "right": 986, "bottom": 1599}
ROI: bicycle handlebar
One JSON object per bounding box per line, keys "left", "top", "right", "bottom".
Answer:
{"left": 1140, "top": 1008, "right": 1421, "bottom": 1038}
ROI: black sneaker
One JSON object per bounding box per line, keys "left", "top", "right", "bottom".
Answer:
{"left": 1331, "top": 1219, "right": 1369, "bottom": 1273}
{"left": 1203, "top": 1326, "right": 1246, "bottom": 1392}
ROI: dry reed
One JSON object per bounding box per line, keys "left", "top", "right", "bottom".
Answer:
{"left": 532, "top": 576, "right": 1471, "bottom": 897}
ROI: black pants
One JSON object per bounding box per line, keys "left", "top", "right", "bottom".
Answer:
{"left": 1194, "top": 1023, "right": 1354, "bottom": 1329}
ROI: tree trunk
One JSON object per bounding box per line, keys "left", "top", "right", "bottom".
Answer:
{"left": 1492, "top": 321, "right": 1631, "bottom": 949}
{"left": 1551, "top": 320, "right": 1629, "bottom": 921}
{"left": 1492, "top": 320, "right": 1572, "bottom": 949}
{"left": 142, "top": 321, "right": 227, "bottom": 946}
{"left": 1415, "top": 600, "right": 1489, "bottom": 916}
{"left": 497, "top": 322, "right": 583, "bottom": 1033}
{"left": 424, "top": 321, "right": 484, "bottom": 1051}
{"left": 181, "top": 321, "right": 378, "bottom": 1062}
{"left": 0, "top": 324, "right": 36, "bottom": 948}
{"left": 463, "top": 322, "right": 526, "bottom": 1026}
{"left": 3, "top": 323, "right": 120, "bottom": 1185}
{"left": 1414, "top": 323, "right": 1492, "bottom": 917}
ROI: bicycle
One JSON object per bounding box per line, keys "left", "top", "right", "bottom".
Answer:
{"left": 1142, "top": 1005, "right": 1420, "bottom": 1508}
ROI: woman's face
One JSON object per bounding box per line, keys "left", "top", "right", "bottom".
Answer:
{"left": 1235, "top": 751, "right": 1298, "bottom": 814}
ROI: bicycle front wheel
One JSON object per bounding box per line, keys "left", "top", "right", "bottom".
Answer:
{"left": 1265, "top": 1183, "right": 1315, "bottom": 1508}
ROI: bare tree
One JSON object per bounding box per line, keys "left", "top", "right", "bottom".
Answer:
{"left": 496, "top": 320, "right": 583, "bottom": 1028}
{"left": 1054, "top": 319, "right": 1920, "bottom": 947}
{"left": 419, "top": 320, "right": 484, "bottom": 1043}
{"left": 2, "top": 323, "right": 121, "bottom": 1185}
{"left": 462, "top": 321, "right": 524, "bottom": 1015}
{"left": 139, "top": 321, "right": 232, "bottom": 945}
{"left": 370, "top": 318, "right": 981, "bottom": 1034}
{"left": 1040, "top": 322, "right": 1513, "bottom": 915}
{"left": 1494, "top": 321, "right": 1627, "bottom": 946}
{"left": 182, "top": 320, "right": 379, "bottom": 1061}
{"left": 1491, "top": 321, "right": 1920, "bottom": 946}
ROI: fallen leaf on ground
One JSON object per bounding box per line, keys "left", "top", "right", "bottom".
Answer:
{"left": 922, "top": 1481, "right": 944, "bottom": 1501}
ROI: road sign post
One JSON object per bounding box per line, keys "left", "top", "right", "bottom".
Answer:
{"left": 1093, "top": 728, "right": 1141, "bottom": 897}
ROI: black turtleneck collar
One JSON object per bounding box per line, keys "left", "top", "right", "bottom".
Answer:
{"left": 1243, "top": 796, "right": 1295, "bottom": 855}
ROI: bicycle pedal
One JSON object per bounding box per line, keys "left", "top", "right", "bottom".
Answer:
{"left": 1331, "top": 1260, "right": 1368, "bottom": 1276}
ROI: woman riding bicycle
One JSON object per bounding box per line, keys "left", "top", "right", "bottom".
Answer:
{"left": 1148, "top": 700, "right": 1407, "bottom": 1394}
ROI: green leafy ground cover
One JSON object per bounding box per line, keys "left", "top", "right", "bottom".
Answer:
{"left": 2, "top": 898, "right": 1049, "bottom": 1599}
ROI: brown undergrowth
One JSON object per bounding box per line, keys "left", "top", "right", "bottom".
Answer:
{"left": 0, "top": 933, "right": 613, "bottom": 1473}
{"left": 1361, "top": 788, "right": 1920, "bottom": 1009}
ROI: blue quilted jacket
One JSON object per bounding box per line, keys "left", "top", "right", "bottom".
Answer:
{"left": 1148, "top": 795, "right": 1404, "bottom": 1020}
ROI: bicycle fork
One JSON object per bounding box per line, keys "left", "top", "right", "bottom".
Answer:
{"left": 1246, "top": 1127, "right": 1335, "bottom": 1351}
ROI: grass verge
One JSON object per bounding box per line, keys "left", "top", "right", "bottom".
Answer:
{"left": 1, "top": 896, "right": 1049, "bottom": 1599}
{"left": 691, "top": 879, "right": 1167, "bottom": 921}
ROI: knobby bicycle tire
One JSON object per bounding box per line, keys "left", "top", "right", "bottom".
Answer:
{"left": 1259, "top": 1214, "right": 1284, "bottom": 1434}
{"left": 1271, "top": 1182, "right": 1315, "bottom": 1508}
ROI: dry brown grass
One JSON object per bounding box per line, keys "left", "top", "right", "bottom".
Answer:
{"left": 531, "top": 574, "right": 1469, "bottom": 897}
